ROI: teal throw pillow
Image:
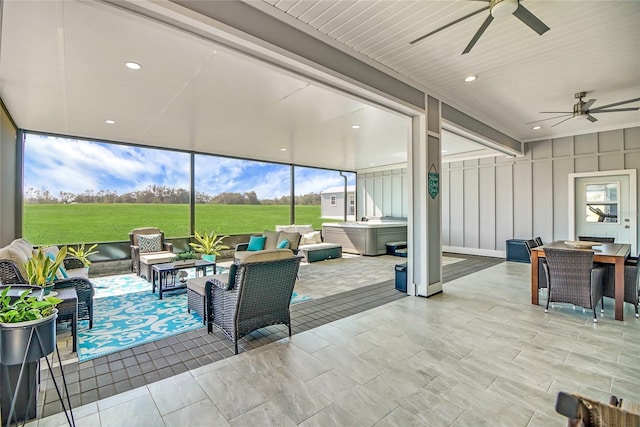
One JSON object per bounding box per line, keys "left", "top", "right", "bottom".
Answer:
{"left": 277, "top": 239, "right": 290, "bottom": 249}
{"left": 247, "top": 236, "right": 266, "bottom": 251}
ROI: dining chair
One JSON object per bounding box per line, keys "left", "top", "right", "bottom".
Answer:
{"left": 524, "top": 240, "right": 547, "bottom": 289}
{"left": 601, "top": 253, "right": 640, "bottom": 318}
{"left": 534, "top": 236, "right": 543, "bottom": 247}
{"left": 578, "top": 236, "right": 615, "bottom": 243}
{"left": 543, "top": 248, "right": 605, "bottom": 322}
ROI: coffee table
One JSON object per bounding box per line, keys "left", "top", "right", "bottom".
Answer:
{"left": 151, "top": 260, "right": 215, "bottom": 299}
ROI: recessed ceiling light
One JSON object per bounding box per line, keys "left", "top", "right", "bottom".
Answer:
{"left": 441, "top": 150, "right": 448, "bottom": 153}
{"left": 280, "top": 148, "right": 287, "bottom": 152}
{"left": 369, "top": 162, "right": 375, "bottom": 166}
{"left": 532, "top": 125, "right": 541, "bottom": 130}
{"left": 125, "top": 62, "right": 141, "bottom": 70}
{"left": 464, "top": 75, "right": 477, "bottom": 82}
{"left": 352, "top": 125, "right": 360, "bottom": 129}
{"left": 105, "top": 119, "right": 115, "bottom": 124}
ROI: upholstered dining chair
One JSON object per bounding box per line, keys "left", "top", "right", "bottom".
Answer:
{"left": 543, "top": 248, "right": 605, "bottom": 322}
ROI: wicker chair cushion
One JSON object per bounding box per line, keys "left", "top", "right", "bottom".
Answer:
{"left": 138, "top": 233, "right": 162, "bottom": 253}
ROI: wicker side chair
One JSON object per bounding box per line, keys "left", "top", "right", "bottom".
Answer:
{"left": 600, "top": 254, "right": 639, "bottom": 318}
{"left": 578, "top": 236, "right": 615, "bottom": 243}
{"left": 206, "top": 254, "right": 302, "bottom": 354}
{"left": 524, "top": 239, "right": 548, "bottom": 289}
{"left": 0, "top": 259, "right": 95, "bottom": 328}
{"left": 555, "top": 391, "right": 640, "bottom": 427}
{"left": 543, "top": 248, "right": 605, "bottom": 322}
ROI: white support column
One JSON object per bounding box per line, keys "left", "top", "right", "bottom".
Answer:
{"left": 408, "top": 95, "right": 442, "bottom": 297}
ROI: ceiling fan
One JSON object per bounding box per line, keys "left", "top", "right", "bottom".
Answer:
{"left": 528, "top": 93, "right": 640, "bottom": 128}
{"left": 410, "top": 0, "right": 549, "bottom": 54}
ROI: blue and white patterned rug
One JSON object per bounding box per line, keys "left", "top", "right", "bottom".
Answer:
{"left": 77, "top": 272, "right": 311, "bottom": 362}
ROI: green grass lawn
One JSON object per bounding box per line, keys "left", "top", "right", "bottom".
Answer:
{"left": 23, "top": 203, "right": 341, "bottom": 245}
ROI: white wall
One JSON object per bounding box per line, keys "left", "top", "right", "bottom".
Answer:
{"left": 357, "top": 167, "right": 408, "bottom": 219}
{"left": 442, "top": 126, "right": 640, "bottom": 257}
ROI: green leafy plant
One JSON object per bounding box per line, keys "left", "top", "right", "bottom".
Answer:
{"left": 170, "top": 251, "right": 198, "bottom": 262}
{"left": 24, "top": 246, "right": 68, "bottom": 286}
{"left": 189, "top": 230, "right": 229, "bottom": 256}
{"left": 67, "top": 243, "right": 99, "bottom": 267}
{"left": 0, "top": 287, "right": 62, "bottom": 323}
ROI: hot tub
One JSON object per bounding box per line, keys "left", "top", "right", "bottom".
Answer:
{"left": 322, "top": 219, "right": 407, "bottom": 256}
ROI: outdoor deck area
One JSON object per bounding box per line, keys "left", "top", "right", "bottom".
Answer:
{"left": 30, "top": 253, "right": 640, "bottom": 425}
{"left": 35, "top": 253, "right": 500, "bottom": 420}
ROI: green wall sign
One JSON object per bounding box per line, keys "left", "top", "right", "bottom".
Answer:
{"left": 428, "top": 164, "right": 439, "bottom": 199}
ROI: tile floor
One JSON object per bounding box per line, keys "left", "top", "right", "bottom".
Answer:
{"left": 28, "top": 257, "right": 640, "bottom": 426}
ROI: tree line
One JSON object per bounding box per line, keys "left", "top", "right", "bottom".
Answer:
{"left": 24, "top": 185, "right": 321, "bottom": 205}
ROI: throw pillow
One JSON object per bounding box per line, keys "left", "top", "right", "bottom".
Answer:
{"left": 138, "top": 233, "right": 162, "bottom": 253}
{"left": 247, "top": 235, "right": 266, "bottom": 251}
{"left": 277, "top": 239, "right": 290, "bottom": 249}
{"left": 262, "top": 230, "right": 280, "bottom": 250}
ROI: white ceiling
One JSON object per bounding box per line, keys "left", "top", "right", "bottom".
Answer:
{"left": 0, "top": 0, "right": 638, "bottom": 172}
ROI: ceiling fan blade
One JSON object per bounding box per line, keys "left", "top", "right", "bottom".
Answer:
{"left": 539, "top": 111, "right": 572, "bottom": 114}
{"left": 410, "top": 6, "right": 489, "bottom": 45}
{"left": 582, "top": 99, "right": 596, "bottom": 111}
{"left": 586, "top": 115, "right": 598, "bottom": 123}
{"left": 551, "top": 116, "right": 574, "bottom": 128}
{"left": 512, "top": 4, "right": 550, "bottom": 35}
{"left": 462, "top": 14, "right": 493, "bottom": 54}
{"left": 526, "top": 114, "right": 573, "bottom": 124}
{"left": 592, "top": 97, "right": 640, "bottom": 110}
{"left": 590, "top": 107, "right": 640, "bottom": 113}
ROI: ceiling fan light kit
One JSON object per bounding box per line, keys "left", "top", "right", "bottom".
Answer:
{"left": 491, "top": 0, "right": 518, "bottom": 19}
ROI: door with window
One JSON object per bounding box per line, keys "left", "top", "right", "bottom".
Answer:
{"left": 573, "top": 172, "right": 637, "bottom": 254}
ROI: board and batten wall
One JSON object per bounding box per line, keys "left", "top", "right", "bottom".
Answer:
{"left": 442, "top": 126, "right": 640, "bottom": 258}
{"left": 357, "top": 167, "right": 408, "bottom": 219}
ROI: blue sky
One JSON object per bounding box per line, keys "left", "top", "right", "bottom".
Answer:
{"left": 24, "top": 134, "right": 354, "bottom": 200}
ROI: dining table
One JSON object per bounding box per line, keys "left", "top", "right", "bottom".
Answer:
{"left": 530, "top": 240, "right": 631, "bottom": 321}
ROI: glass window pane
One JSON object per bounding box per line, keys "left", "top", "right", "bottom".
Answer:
{"left": 194, "top": 155, "right": 290, "bottom": 234}
{"left": 585, "top": 182, "right": 619, "bottom": 223}
{"left": 294, "top": 167, "right": 355, "bottom": 228}
{"left": 23, "top": 134, "right": 190, "bottom": 245}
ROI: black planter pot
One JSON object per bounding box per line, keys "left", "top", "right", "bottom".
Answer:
{"left": 0, "top": 310, "right": 57, "bottom": 366}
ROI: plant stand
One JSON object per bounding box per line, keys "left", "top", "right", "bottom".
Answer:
{"left": 0, "top": 313, "right": 75, "bottom": 427}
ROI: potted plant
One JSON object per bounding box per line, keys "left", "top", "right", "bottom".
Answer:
{"left": 170, "top": 251, "right": 199, "bottom": 266}
{"left": 0, "top": 286, "right": 62, "bottom": 364}
{"left": 67, "top": 243, "right": 99, "bottom": 272}
{"left": 23, "top": 246, "right": 68, "bottom": 294}
{"left": 189, "top": 230, "right": 229, "bottom": 262}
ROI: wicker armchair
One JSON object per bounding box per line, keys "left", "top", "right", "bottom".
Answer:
{"left": 0, "top": 258, "right": 95, "bottom": 328}
{"left": 129, "top": 227, "right": 174, "bottom": 279}
{"left": 543, "top": 248, "right": 605, "bottom": 322}
{"left": 206, "top": 252, "right": 302, "bottom": 354}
